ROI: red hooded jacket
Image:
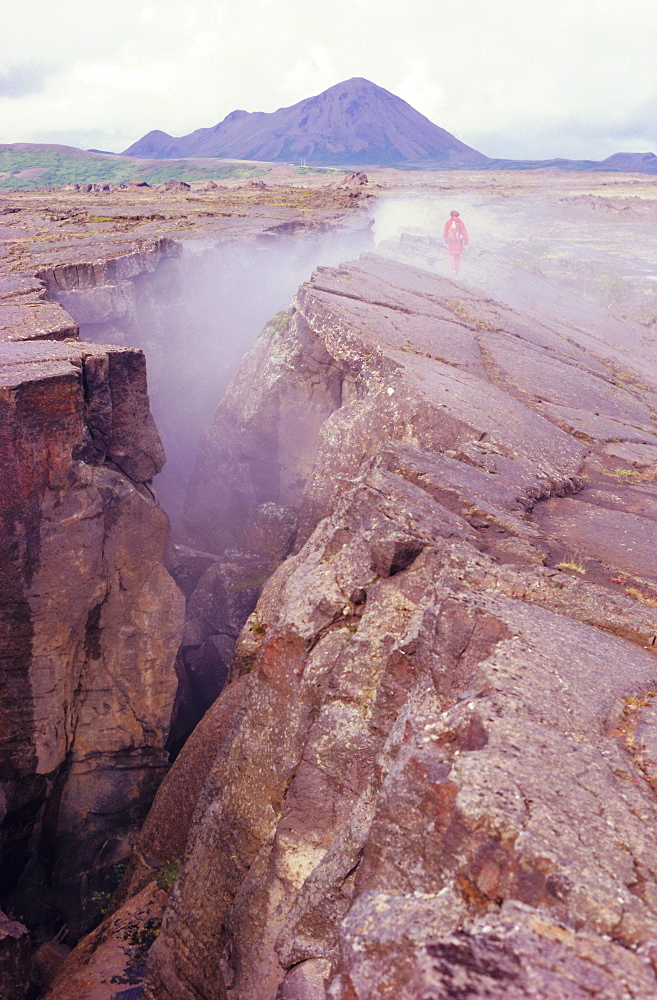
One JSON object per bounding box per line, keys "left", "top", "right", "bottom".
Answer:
{"left": 443, "top": 217, "right": 468, "bottom": 253}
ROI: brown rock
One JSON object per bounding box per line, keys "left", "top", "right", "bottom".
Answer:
{"left": 157, "top": 180, "right": 192, "bottom": 193}
{"left": 0, "top": 910, "right": 30, "bottom": 1000}
{"left": 275, "top": 958, "right": 331, "bottom": 999}
{"left": 0, "top": 272, "right": 78, "bottom": 342}
{"left": 341, "top": 172, "right": 368, "bottom": 186}
{"left": 115, "top": 677, "right": 249, "bottom": 905}
{"left": 32, "top": 939, "right": 70, "bottom": 992}
{"left": 0, "top": 339, "right": 183, "bottom": 939}
{"left": 144, "top": 255, "right": 657, "bottom": 1000}
{"left": 43, "top": 882, "right": 168, "bottom": 1000}
{"left": 6, "top": 180, "right": 657, "bottom": 998}
{"left": 330, "top": 897, "right": 657, "bottom": 999}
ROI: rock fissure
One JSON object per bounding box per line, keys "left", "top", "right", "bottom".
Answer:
{"left": 4, "top": 184, "right": 657, "bottom": 999}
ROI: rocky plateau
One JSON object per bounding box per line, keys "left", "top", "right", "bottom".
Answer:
{"left": 1, "top": 169, "right": 657, "bottom": 999}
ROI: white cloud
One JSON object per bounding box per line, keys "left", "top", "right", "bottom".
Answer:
{"left": 282, "top": 47, "right": 340, "bottom": 104}
{"left": 0, "top": 0, "right": 654, "bottom": 158}
{"left": 396, "top": 60, "right": 447, "bottom": 124}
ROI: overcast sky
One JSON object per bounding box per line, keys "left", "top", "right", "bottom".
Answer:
{"left": 1, "top": 0, "right": 655, "bottom": 161}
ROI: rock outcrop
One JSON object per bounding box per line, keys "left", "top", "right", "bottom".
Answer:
{"left": 0, "top": 188, "right": 370, "bottom": 995}
{"left": 135, "top": 254, "right": 657, "bottom": 999}
{"left": 0, "top": 337, "right": 184, "bottom": 940}
{"left": 35, "top": 239, "right": 181, "bottom": 348}
{"left": 0, "top": 275, "right": 78, "bottom": 343}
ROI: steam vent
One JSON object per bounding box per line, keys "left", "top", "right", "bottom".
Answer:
{"left": 2, "top": 172, "right": 657, "bottom": 1000}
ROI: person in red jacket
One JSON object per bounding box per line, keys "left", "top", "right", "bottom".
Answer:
{"left": 443, "top": 210, "right": 468, "bottom": 273}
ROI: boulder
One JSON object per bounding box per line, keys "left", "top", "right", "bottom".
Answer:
{"left": 342, "top": 172, "right": 368, "bottom": 186}
{"left": 157, "top": 180, "right": 191, "bottom": 193}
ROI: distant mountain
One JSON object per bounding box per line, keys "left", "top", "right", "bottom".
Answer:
{"left": 480, "top": 152, "right": 657, "bottom": 174}
{"left": 601, "top": 151, "right": 657, "bottom": 172}
{"left": 123, "top": 77, "right": 488, "bottom": 167}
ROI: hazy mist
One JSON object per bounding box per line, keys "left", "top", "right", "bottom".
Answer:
{"left": 142, "top": 226, "right": 373, "bottom": 520}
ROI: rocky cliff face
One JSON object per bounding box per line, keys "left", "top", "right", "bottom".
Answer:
{"left": 0, "top": 188, "right": 373, "bottom": 998}
{"left": 119, "top": 253, "right": 657, "bottom": 1000}
{"left": 0, "top": 333, "right": 184, "bottom": 942}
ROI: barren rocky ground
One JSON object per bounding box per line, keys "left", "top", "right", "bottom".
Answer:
{"left": 2, "top": 168, "right": 657, "bottom": 999}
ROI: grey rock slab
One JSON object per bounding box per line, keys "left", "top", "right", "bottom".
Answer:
{"left": 330, "top": 896, "right": 657, "bottom": 999}
{"left": 602, "top": 441, "right": 657, "bottom": 465}
{"left": 479, "top": 329, "right": 657, "bottom": 424}
{"left": 537, "top": 401, "right": 657, "bottom": 444}
{"left": 536, "top": 495, "right": 657, "bottom": 582}
{"left": 0, "top": 299, "right": 78, "bottom": 343}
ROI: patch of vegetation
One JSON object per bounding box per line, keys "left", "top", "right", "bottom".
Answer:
{"left": 90, "top": 888, "right": 112, "bottom": 913}
{"left": 556, "top": 556, "right": 587, "bottom": 575}
{"left": 0, "top": 149, "right": 128, "bottom": 189}
{"left": 139, "top": 163, "right": 266, "bottom": 185}
{"left": 296, "top": 166, "right": 336, "bottom": 175}
{"left": 399, "top": 344, "right": 445, "bottom": 361}
{"left": 90, "top": 860, "right": 129, "bottom": 915}
{"left": 225, "top": 570, "right": 272, "bottom": 593}
{"left": 268, "top": 311, "right": 291, "bottom": 335}
{"left": 624, "top": 692, "right": 657, "bottom": 711}
{"left": 443, "top": 297, "right": 496, "bottom": 331}
{"left": 0, "top": 147, "right": 268, "bottom": 190}
{"left": 605, "top": 466, "right": 654, "bottom": 482}
{"left": 511, "top": 255, "right": 545, "bottom": 277}
{"left": 625, "top": 586, "right": 657, "bottom": 608}
{"left": 593, "top": 267, "right": 626, "bottom": 305}
{"left": 585, "top": 268, "right": 657, "bottom": 327}
{"left": 156, "top": 857, "right": 182, "bottom": 892}
{"left": 619, "top": 692, "right": 657, "bottom": 788}
{"left": 108, "top": 915, "right": 163, "bottom": 991}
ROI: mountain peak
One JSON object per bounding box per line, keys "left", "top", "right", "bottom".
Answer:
{"left": 123, "top": 78, "right": 487, "bottom": 167}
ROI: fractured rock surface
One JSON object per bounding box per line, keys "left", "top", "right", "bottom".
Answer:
{"left": 0, "top": 188, "right": 371, "bottom": 993}
{"left": 142, "top": 254, "right": 657, "bottom": 999}
{"left": 0, "top": 338, "right": 184, "bottom": 940}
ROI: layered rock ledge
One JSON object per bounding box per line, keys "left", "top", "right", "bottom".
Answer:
{"left": 0, "top": 338, "right": 184, "bottom": 941}
{"left": 120, "top": 253, "right": 657, "bottom": 1000}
